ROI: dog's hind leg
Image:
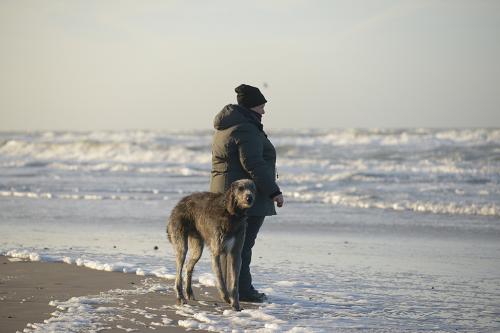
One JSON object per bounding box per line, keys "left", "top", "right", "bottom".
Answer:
{"left": 210, "top": 253, "right": 230, "bottom": 304}
{"left": 173, "top": 233, "right": 188, "bottom": 305}
{"left": 185, "top": 235, "right": 204, "bottom": 300}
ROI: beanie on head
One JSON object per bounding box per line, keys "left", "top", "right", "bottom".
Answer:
{"left": 235, "top": 84, "right": 267, "bottom": 108}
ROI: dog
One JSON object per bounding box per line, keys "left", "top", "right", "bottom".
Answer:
{"left": 167, "top": 179, "right": 256, "bottom": 311}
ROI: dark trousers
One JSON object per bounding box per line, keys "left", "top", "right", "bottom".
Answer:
{"left": 239, "top": 215, "right": 265, "bottom": 295}
{"left": 221, "top": 215, "right": 265, "bottom": 296}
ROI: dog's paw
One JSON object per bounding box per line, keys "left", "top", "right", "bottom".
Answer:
{"left": 231, "top": 303, "right": 242, "bottom": 312}
{"left": 176, "top": 297, "right": 187, "bottom": 306}
{"left": 186, "top": 288, "right": 196, "bottom": 300}
{"left": 220, "top": 294, "right": 231, "bottom": 304}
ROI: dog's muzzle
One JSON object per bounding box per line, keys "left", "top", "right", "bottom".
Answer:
{"left": 246, "top": 195, "right": 254, "bottom": 205}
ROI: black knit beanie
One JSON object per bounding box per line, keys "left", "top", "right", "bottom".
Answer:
{"left": 235, "top": 84, "right": 267, "bottom": 108}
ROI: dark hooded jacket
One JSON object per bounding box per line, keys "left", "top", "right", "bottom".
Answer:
{"left": 210, "top": 104, "right": 280, "bottom": 216}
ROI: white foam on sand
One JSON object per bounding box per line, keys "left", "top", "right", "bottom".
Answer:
{"left": 7, "top": 257, "right": 24, "bottom": 262}
{"left": 3, "top": 249, "right": 321, "bottom": 332}
{"left": 5, "top": 249, "right": 177, "bottom": 280}
{"left": 6, "top": 249, "right": 54, "bottom": 262}
{"left": 21, "top": 282, "right": 176, "bottom": 333}
{"left": 175, "top": 304, "right": 309, "bottom": 333}
{"left": 25, "top": 295, "right": 115, "bottom": 333}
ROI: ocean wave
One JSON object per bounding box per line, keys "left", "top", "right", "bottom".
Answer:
{"left": 0, "top": 139, "right": 211, "bottom": 165}
{"left": 2, "top": 129, "right": 499, "bottom": 164}
{"left": 0, "top": 190, "right": 174, "bottom": 201}
{"left": 272, "top": 128, "right": 500, "bottom": 147}
{"left": 287, "top": 191, "right": 499, "bottom": 217}
{"left": 1, "top": 129, "right": 499, "bottom": 172}
{"left": 46, "top": 162, "right": 209, "bottom": 176}
{"left": 8, "top": 130, "right": 212, "bottom": 145}
{"left": 277, "top": 160, "right": 499, "bottom": 185}
{"left": 0, "top": 191, "right": 54, "bottom": 199}
{"left": 3, "top": 188, "right": 496, "bottom": 217}
{"left": 1, "top": 129, "right": 498, "bottom": 220}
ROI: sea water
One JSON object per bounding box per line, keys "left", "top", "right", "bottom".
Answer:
{"left": 1, "top": 129, "right": 499, "bottom": 332}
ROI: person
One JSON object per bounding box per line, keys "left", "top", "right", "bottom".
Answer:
{"left": 210, "top": 84, "right": 284, "bottom": 303}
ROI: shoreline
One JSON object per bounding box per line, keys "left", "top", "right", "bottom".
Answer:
{"left": 0, "top": 255, "right": 221, "bottom": 332}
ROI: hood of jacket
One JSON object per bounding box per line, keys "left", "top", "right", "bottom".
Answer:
{"left": 213, "top": 104, "right": 263, "bottom": 131}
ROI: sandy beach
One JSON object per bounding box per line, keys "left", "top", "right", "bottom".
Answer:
{"left": 0, "top": 255, "right": 227, "bottom": 332}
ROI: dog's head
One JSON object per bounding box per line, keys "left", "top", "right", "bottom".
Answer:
{"left": 225, "top": 179, "right": 256, "bottom": 215}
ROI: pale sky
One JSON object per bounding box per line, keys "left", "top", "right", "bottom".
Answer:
{"left": 1, "top": 0, "right": 499, "bottom": 131}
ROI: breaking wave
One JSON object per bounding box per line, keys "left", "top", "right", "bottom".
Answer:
{"left": 1, "top": 129, "right": 499, "bottom": 218}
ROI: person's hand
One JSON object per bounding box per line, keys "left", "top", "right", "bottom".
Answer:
{"left": 273, "top": 194, "right": 284, "bottom": 208}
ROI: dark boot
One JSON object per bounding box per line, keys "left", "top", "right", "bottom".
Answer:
{"left": 239, "top": 285, "right": 268, "bottom": 303}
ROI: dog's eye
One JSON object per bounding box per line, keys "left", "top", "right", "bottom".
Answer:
{"left": 238, "top": 186, "right": 244, "bottom": 191}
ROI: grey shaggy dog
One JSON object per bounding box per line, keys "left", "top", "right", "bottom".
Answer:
{"left": 167, "top": 179, "right": 256, "bottom": 311}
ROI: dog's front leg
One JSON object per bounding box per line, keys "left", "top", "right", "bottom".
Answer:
{"left": 227, "top": 251, "right": 242, "bottom": 311}
{"left": 211, "top": 254, "right": 231, "bottom": 304}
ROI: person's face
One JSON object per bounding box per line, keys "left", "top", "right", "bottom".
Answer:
{"left": 250, "top": 104, "right": 266, "bottom": 115}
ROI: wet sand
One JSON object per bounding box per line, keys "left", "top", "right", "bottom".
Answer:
{"left": 0, "top": 255, "right": 230, "bottom": 332}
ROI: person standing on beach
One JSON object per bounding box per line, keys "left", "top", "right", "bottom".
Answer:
{"left": 210, "top": 84, "right": 284, "bottom": 302}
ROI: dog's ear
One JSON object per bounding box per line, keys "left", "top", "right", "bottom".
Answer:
{"left": 225, "top": 186, "right": 237, "bottom": 216}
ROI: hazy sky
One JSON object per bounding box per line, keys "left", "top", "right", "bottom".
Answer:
{"left": 1, "top": 0, "right": 499, "bottom": 130}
